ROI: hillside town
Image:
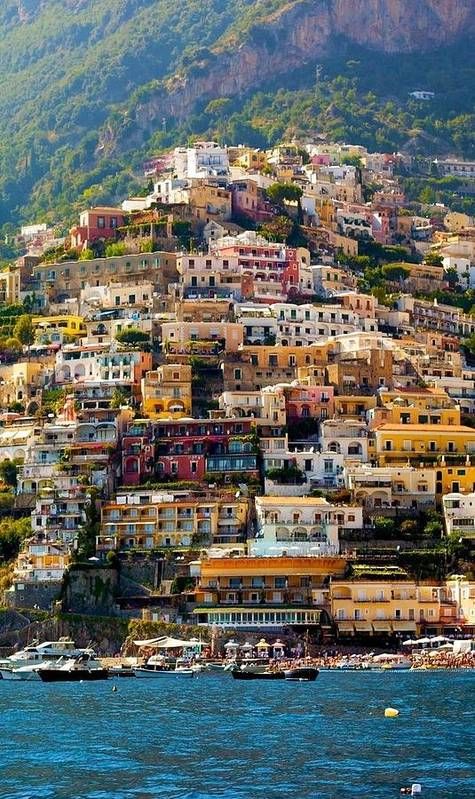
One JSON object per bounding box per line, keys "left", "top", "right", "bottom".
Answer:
{"left": 1, "top": 139, "right": 475, "bottom": 652}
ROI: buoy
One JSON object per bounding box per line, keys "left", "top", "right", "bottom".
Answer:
{"left": 112, "top": 685, "right": 118, "bottom": 692}
{"left": 385, "top": 707, "right": 399, "bottom": 717}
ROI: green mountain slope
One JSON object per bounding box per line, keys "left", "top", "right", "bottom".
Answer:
{"left": 0, "top": 0, "right": 473, "bottom": 227}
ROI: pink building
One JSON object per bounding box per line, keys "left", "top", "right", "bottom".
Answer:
{"left": 215, "top": 235, "right": 301, "bottom": 303}
{"left": 285, "top": 385, "right": 335, "bottom": 421}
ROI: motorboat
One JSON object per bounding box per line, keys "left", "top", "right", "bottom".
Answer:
{"left": 38, "top": 653, "right": 108, "bottom": 682}
{"left": 134, "top": 655, "right": 194, "bottom": 678}
{"left": 0, "top": 641, "right": 99, "bottom": 681}
{"left": 283, "top": 667, "right": 319, "bottom": 681}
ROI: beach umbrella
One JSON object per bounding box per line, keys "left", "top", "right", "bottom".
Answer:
{"left": 224, "top": 639, "right": 238, "bottom": 649}
{"left": 431, "top": 635, "right": 451, "bottom": 643}
{"left": 241, "top": 641, "right": 254, "bottom": 651}
{"left": 402, "top": 639, "right": 415, "bottom": 646}
{"left": 415, "top": 637, "right": 431, "bottom": 645}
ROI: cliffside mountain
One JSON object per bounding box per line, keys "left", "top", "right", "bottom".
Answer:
{"left": 0, "top": 0, "right": 473, "bottom": 225}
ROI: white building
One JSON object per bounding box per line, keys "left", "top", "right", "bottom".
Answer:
{"left": 345, "top": 464, "right": 436, "bottom": 511}
{"left": 442, "top": 253, "right": 475, "bottom": 290}
{"left": 264, "top": 447, "right": 345, "bottom": 496}
{"left": 443, "top": 493, "right": 475, "bottom": 539}
{"left": 174, "top": 142, "right": 230, "bottom": 180}
{"left": 319, "top": 419, "right": 369, "bottom": 461}
{"left": 272, "top": 302, "right": 365, "bottom": 346}
{"left": 251, "top": 496, "right": 362, "bottom": 556}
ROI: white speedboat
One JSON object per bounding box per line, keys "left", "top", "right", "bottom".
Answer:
{"left": 1, "top": 664, "right": 44, "bottom": 681}
{"left": 0, "top": 641, "right": 99, "bottom": 681}
{"left": 38, "top": 653, "right": 108, "bottom": 682}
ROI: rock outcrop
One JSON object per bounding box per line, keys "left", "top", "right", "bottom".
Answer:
{"left": 117, "top": 0, "right": 474, "bottom": 144}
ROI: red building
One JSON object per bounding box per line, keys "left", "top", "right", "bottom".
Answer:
{"left": 155, "top": 418, "right": 259, "bottom": 482}
{"left": 122, "top": 421, "right": 156, "bottom": 486}
{"left": 122, "top": 418, "right": 259, "bottom": 484}
{"left": 70, "top": 207, "right": 125, "bottom": 250}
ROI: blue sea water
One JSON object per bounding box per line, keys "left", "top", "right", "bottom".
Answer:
{"left": 0, "top": 670, "right": 473, "bottom": 799}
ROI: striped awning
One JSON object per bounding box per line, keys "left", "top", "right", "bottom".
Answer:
{"left": 337, "top": 621, "right": 356, "bottom": 633}
{"left": 392, "top": 620, "right": 417, "bottom": 632}
{"left": 354, "top": 621, "right": 373, "bottom": 632}
{"left": 372, "top": 621, "right": 392, "bottom": 632}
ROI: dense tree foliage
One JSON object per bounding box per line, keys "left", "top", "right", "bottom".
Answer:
{"left": 0, "top": 517, "right": 31, "bottom": 562}
{"left": 0, "top": 4, "right": 472, "bottom": 226}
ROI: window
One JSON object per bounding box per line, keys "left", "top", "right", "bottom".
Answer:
{"left": 229, "top": 578, "right": 241, "bottom": 589}
{"left": 251, "top": 577, "right": 264, "bottom": 588}
{"left": 97, "top": 216, "right": 105, "bottom": 229}
{"left": 234, "top": 368, "right": 242, "bottom": 380}
{"left": 275, "top": 577, "right": 286, "bottom": 589}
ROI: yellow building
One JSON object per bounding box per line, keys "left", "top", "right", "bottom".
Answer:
{"left": 331, "top": 578, "right": 456, "bottom": 636}
{"left": 373, "top": 424, "right": 475, "bottom": 465}
{"left": 193, "top": 555, "right": 346, "bottom": 630}
{"left": 141, "top": 364, "right": 192, "bottom": 419}
{"left": 0, "top": 361, "right": 45, "bottom": 413}
{"left": 223, "top": 342, "right": 329, "bottom": 391}
{"left": 188, "top": 183, "right": 232, "bottom": 222}
{"left": 333, "top": 395, "right": 378, "bottom": 418}
{"left": 98, "top": 490, "right": 249, "bottom": 550}
{"left": 370, "top": 402, "right": 460, "bottom": 429}
{"left": 435, "top": 464, "right": 475, "bottom": 496}
{"left": 32, "top": 314, "right": 86, "bottom": 340}
{"left": 380, "top": 387, "right": 455, "bottom": 410}
{"left": 0, "top": 267, "right": 20, "bottom": 305}
{"left": 231, "top": 148, "right": 267, "bottom": 171}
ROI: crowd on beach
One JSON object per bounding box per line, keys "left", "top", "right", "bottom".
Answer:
{"left": 227, "top": 649, "right": 475, "bottom": 671}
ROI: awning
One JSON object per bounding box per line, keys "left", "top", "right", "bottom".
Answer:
{"left": 392, "top": 620, "right": 417, "bottom": 632}
{"left": 133, "top": 636, "right": 194, "bottom": 649}
{"left": 354, "top": 621, "right": 373, "bottom": 632}
{"left": 372, "top": 621, "right": 392, "bottom": 632}
{"left": 337, "top": 621, "right": 356, "bottom": 633}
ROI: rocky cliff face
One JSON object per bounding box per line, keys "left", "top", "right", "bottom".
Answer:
{"left": 122, "top": 0, "right": 474, "bottom": 142}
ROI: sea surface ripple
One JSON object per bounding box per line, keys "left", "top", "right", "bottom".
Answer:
{"left": 0, "top": 670, "right": 473, "bottom": 799}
